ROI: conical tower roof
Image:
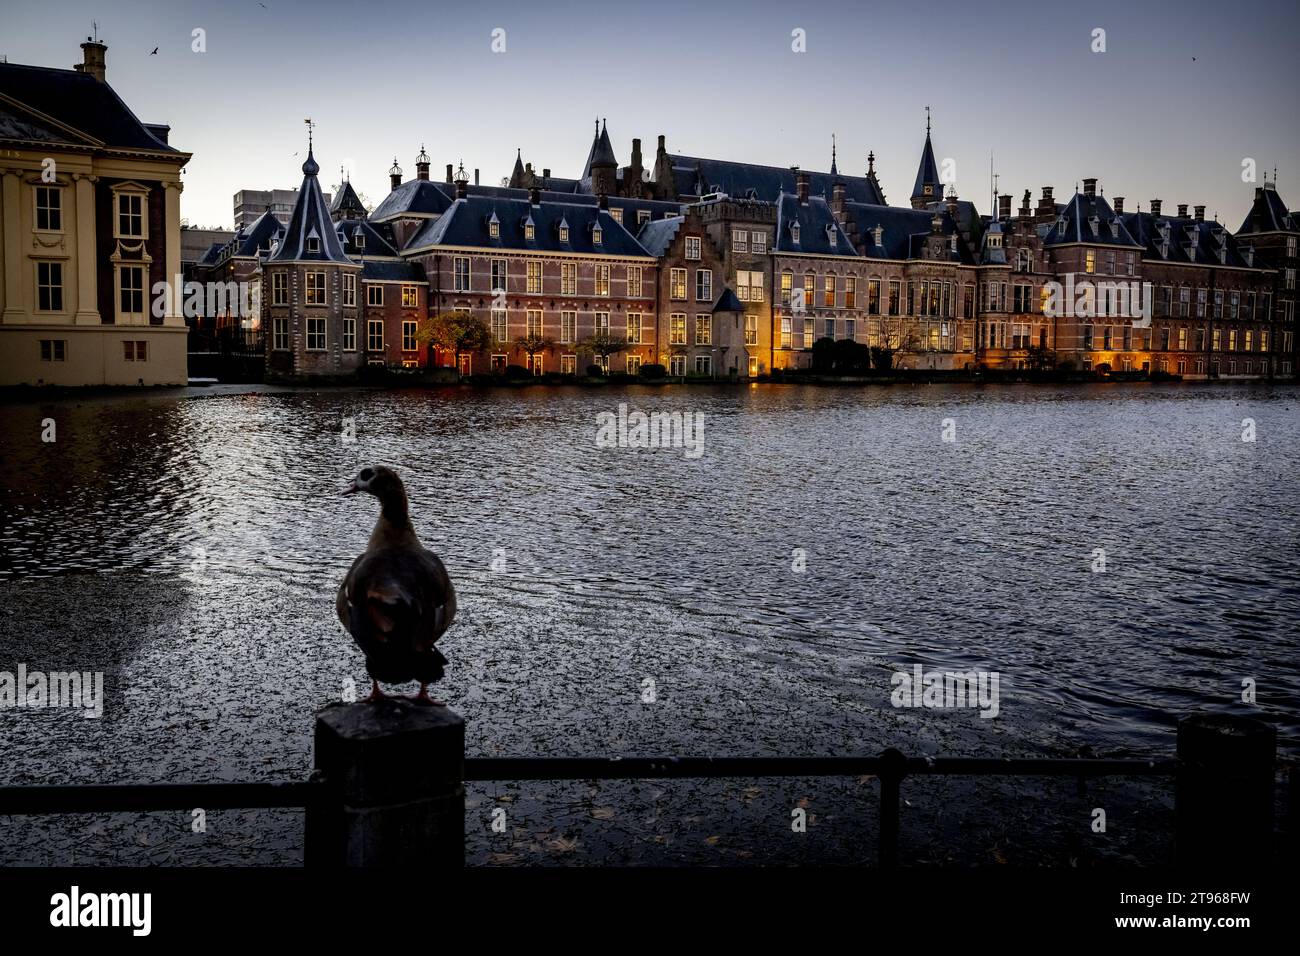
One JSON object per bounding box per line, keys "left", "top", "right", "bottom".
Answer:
{"left": 269, "top": 144, "right": 351, "bottom": 263}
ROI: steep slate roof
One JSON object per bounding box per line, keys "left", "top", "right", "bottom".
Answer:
{"left": 710, "top": 288, "right": 745, "bottom": 313}
{"left": 1236, "top": 184, "right": 1295, "bottom": 234}
{"left": 370, "top": 179, "right": 455, "bottom": 220}
{"left": 635, "top": 216, "right": 683, "bottom": 257}
{"left": 0, "top": 62, "right": 180, "bottom": 153}
{"left": 665, "top": 154, "right": 886, "bottom": 205}
{"left": 336, "top": 218, "right": 398, "bottom": 257}
{"left": 330, "top": 179, "right": 368, "bottom": 218}
{"left": 774, "top": 193, "right": 858, "bottom": 257}
{"left": 268, "top": 148, "right": 351, "bottom": 263}
{"left": 1124, "top": 211, "right": 1256, "bottom": 268}
{"left": 978, "top": 221, "right": 1007, "bottom": 265}
{"left": 911, "top": 131, "right": 940, "bottom": 201}
{"left": 404, "top": 196, "right": 651, "bottom": 257}
{"left": 362, "top": 260, "right": 426, "bottom": 282}
{"left": 580, "top": 120, "right": 618, "bottom": 177}
{"left": 842, "top": 202, "right": 973, "bottom": 263}
{"left": 1042, "top": 192, "right": 1141, "bottom": 247}
{"left": 197, "top": 241, "right": 224, "bottom": 267}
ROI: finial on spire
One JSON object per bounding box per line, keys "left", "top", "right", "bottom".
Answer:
{"left": 925, "top": 105, "right": 931, "bottom": 135}
{"left": 304, "top": 117, "right": 315, "bottom": 152}
{"left": 830, "top": 133, "right": 838, "bottom": 175}
{"left": 867, "top": 150, "right": 875, "bottom": 175}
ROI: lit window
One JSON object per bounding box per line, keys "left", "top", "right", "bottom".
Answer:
{"left": 524, "top": 220, "right": 535, "bottom": 241}
{"left": 559, "top": 224, "right": 570, "bottom": 243}
{"left": 695, "top": 314, "right": 711, "bottom": 345}
{"left": 592, "top": 225, "right": 603, "bottom": 245}
{"left": 626, "top": 313, "right": 641, "bottom": 344}
{"left": 561, "top": 262, "right": 576, "bottom": 295}
{"left": 527, "top": 261, "right": 542, "bottom": 294}
{"left": 489, "top": 220, "right": 500, "bottom": 239}
{"left": 670, "top": 313, "right": 686, "bottom": 345}
{"left": 627, "top": 266, "right": 643, "bottom": 298}
{"left": 402, "top": 285, "right": 418, "bottom": 308}
{"left": 560, "top": 311, "right": 576, "bottom": 344}
{"left": 595, "top": 265, "right": 610, "bottom": 297}
{"left": 670, "top": 268, "right": 687, "bottom": 300}
{"left": 305, "top": 271, "right": 326, "bottom": 305}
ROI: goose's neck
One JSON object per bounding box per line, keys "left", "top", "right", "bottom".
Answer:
{"left": 369, "top": 488, "right": 419, "bottom": 548}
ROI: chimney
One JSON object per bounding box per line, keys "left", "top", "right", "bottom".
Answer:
{"left": 1193, "top": 205, "right": 1205, "bottom": 222}
{"left": 631, "top": 137, "right": 642, "bottom": 168}
{"left": 529, "top": 185, "right": 541, "bottom": 206}
{"left": 795, "top": 170, "right": 809, "bottom": 204}
{"left": 1019, "top": 190, "right": 1031, "bottom": 217}
{"left": 445, "top": 164, "right": 454, "bottom": 183}
{"left": 831, "top": 182, "right": 846, "bottom": 220}
{"left": 474, "top": 168, "right": 480, "bottom": 186}
{"left": 76, "top": 37, "right": 107, "bottom": 82}
{"left": 1113, "top": 197, "right": 1124, "bottom": 215}
{"left": 1082, "top": 178, "right": 1097, "bottom": 198}
{"left": 598, "top": 192, "right": 609, "bottom": 210}
{"left": 1177, "top": 203, "right": 1188, "bottom": 218}
{"left": 1037, "top": 186, "right": 1055, "bottom": 215}
{"left": 415, "top": 146, "right": 431, "bottom": 181}
{"left": 998, "top": 194, "right": 1011, "bottom": 220}
{"left": 1150, "top": 198, "right": 1162, "bottom": 216}
{"left": 946, "top": 189, "right": 959, "bottom": 219}
{"left": 930, "top": 213, "right": 943, "bottom": 235}
{"left": 388, "top": 157, "right": 403, "bottom": 192}
{"left": 455, "top": 179, "right": 467, "bottom": 200}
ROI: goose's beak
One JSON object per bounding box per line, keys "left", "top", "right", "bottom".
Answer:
{"left": 343, "top": 480, "right": 359, "bottom": 496}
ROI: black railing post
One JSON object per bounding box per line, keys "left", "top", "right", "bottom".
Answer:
{"left": 307, "top": 701, "right": 464, "bottom": 868}
{"left": 878, "top": 748, "right": 907, "bottom": 868}
{"left": 1175, "top": 713, "right": 1275, "bottom": 868}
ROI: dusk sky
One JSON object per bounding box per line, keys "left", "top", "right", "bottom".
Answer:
{"left": 3, "top": 0, "right": 1296, "bottom": 229}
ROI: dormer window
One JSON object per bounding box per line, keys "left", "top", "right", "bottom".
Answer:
{"left": 872, "top": 224, "right": 883, "bottom": 247}
{"left": 1217, "top": 247, "right": 1227, "bottom": 264}
{"left": 558, "top": 218, "right": 570, "bottom": 243}
{"left": 489, "top": 221, "right": 500, "bottom": 239}
{"left": 1159, "top": 239, "right": 1170, "bottom": 258}
{"left": 989, "top": 233, "right": 1002, "bottom": 248}
{"left": 791, "top": 222, "right": 801, "bottom": 244}
{"left": 592, "top": 225, "right": 602, "bottom": 245}
{"left": 524, "top": 218, "right": 535, "bottom": 241}
{"left": 826, "top": 224, "right": 836, "bottom": 246}
{"left": 1056, "top": 218, "right": 1066, "bottom": 236}
{"left": 307, "top": 237, "right": 320, "bottom": 254}
{"left": 949, "top": 234, "right": 958, "bottom": 253}
{"left": 1088, "top": 215, "right": 1100, "bottom": 234}
{"left": 355, "top": 232, "right": 365, "bottom": 251}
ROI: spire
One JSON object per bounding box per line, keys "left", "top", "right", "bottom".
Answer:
{"left": 302, "top": 118, "right": 318, "bottom": 176}
{"left": 272, "top": 131, "right": 350, "bottom": 262}
{"left": 830, "top": 133, "right": 838, "bottom": 176}
{"left": 910, "top": 110, "right": 940, "bottom": 209}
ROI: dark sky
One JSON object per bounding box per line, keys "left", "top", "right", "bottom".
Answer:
{"left": 3, "top": 0, "right": 1296, "bottom": 229}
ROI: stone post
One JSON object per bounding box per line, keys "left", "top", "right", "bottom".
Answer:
{"left": 1175, "top": 713, "right": 1275, "bottom": 867}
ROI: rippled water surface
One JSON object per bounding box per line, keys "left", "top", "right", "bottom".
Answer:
{"left": 0, "top": 381, "right": 1297, "bottom": 863}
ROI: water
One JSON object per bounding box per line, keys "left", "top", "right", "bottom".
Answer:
{"left": 0, "top": 382, "right": 1296, "bottom": 864}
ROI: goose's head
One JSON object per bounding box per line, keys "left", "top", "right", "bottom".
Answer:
{"left": 343, "top": 465, "right": 403, "bottom": 499}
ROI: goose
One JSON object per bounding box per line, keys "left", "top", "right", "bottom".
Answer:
{"left": 337, "top": 466, "right": 457, "bottom": 704}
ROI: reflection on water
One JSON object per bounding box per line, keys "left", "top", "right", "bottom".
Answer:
{"left": 1, "top": 382, "right": 1298, "bottom": 754}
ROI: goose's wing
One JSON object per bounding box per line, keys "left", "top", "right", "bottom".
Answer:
{"left": 344, "top": 547, "right": 456, "bottom": 654}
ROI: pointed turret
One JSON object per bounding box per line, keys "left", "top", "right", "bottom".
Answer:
{"left": 330, "top": 176, "right": 368, "bottom": 222}
{"left": 269, "top": 140, "right": 350, "bottom": 262}
{"left": 581, "top": 118, "right": 619, "bottom": 196}
{"left": 509, "top": 149, "right": 527, "bottom": 188}
{"left": 911, "top": 109, "right": 941, "bottom": 209}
